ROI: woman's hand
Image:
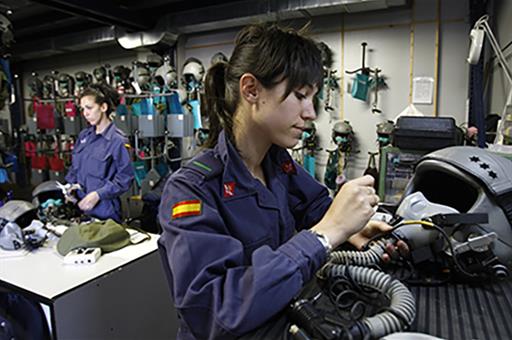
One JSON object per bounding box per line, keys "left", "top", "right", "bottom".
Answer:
{"left": 348, "top": 220, "right": 409, "bottom": 262}
{"left": 63, "top": 183, "right": 81, "bottom": 204}
{"left": 78, "top": 191, "right": 100, "bottom": 211}
{"left": 311, "top": 175, "right": 380, "bottom": 248}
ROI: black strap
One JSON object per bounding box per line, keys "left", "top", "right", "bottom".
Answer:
{"left": 430, "top": 213, "right": 488, "bottom": 226}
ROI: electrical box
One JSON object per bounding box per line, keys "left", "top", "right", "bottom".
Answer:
{"left": 378, "top": 146, "right": 427, "bottom": 205}
{"left": 27, "top": 116, "right": 38, "bottom": 134}
{"left": 138, "top": 114, "right": 164, "bottom": 138}
{"left": 393, "top": 116, "right": 461, "bottom": 151}
{"left": 31, "top": 168, "right": 49, "bottom": 186}
{"left": 114, "top": 114, "right": 134, "bottom": 135}
{"left": 63, "top": 116, "right": 81, "bottom": 135}
{"left": 167, "top": 113, "right": 194, "bottom": 138}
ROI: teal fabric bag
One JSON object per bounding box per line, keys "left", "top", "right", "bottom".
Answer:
{"left": 131, "top": 101, "right": 142, "bottom": 116}
{"left": 351, "top": 73, "right": 370, "bottom": 101}
{"left": 133, "top": 160, "right": 147, "bottom": 187}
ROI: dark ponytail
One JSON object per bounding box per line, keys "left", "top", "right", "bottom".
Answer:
{"left": 203, "top": 61, "right": 231, "bottom": 148}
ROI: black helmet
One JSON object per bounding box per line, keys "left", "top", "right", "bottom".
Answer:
{"left": 93, "top": 66, "right": 107, "bottom": 82}
{"left": 210, "top": 52, "right": 228, "bottom": 66}
{"left": 75, "top": 71, "right": 92, "bottom": 96}
{"left": 113, "top": 65, "right": 130, "bottom": 81}
{"left": 0, "top": 13, "right": 14, "bottom": 55}
{"left": 402, "top": 146, "right": 512, "bottom": 270}
{"left": 42, "top": 75, "right": 55, "bottom": 98}
{"left": 58, "top": 73, "right": 74, "bottom": 97}
{"left": 32, "top": 180, "right": 65, "bottom": 207}
{"left": 75, "top": 71, "right": 92, "bottom": 85}
{"left": 318, "top": 41, "right": 333, "bottom": 69}
{"left": 29, "top": 73, "right": 44, "bottom": 98}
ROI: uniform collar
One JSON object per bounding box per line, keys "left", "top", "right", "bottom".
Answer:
{"left": 215, "top": 130, "right": 294, "bottom": 169}
{"left": 213, "top": 130, "right": 295, "bottom": 204}
{"left": 82, "top": 121, "right": 116, "bottom": 141}
{"left": 98, "top": 121, "right": 116, "bottom": 141}
{"left": 267, "top": 144, "right": 296, "bottom": 173}
{"left": 215, "top": 130, "right": 257, "bottom": 191}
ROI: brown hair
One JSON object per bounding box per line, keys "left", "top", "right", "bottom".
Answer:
{"left": 203, "top": 23, "right": 323, "bottom": 147}
{"left": 80, "top": 83, "right": 120, "bottom": 115}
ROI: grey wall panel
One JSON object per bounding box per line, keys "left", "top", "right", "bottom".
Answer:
{"left": 438, "top": 21, "right": 470, "bottom": 123}
{"left": 490, "top": 0, "right": 512, "bottom": 116}
{"left": 22, "top": 0, "right": 470, "bottom": 182}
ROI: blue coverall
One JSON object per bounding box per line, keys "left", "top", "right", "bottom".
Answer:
{"left": 158, "top": 130, "right": 333, "bottom": 339}
{"left": 65, "top": 122, "right": 134, "bottom": 222}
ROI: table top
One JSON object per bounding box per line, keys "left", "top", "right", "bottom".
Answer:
{"left": 0, "top": 234, "right": 159, "bottom": 301}
{"left": 410, "top": 277, "right": 512, "bottom": 340}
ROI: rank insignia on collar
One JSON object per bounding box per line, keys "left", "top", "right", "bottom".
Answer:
{"left": 281, "top": 160, "right": 296, "bottom": 175}
{"left": 172, "top": 199, "right": 202, "bottom": 219}
{"left": 223, "top": 182, "right": 236, "bottom": 198}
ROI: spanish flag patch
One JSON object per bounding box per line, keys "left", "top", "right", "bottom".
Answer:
{"left": 172, "top": 199, "right": 202, "bottom": 219}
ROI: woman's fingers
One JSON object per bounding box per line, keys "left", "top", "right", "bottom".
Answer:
{"left": 350, "top": 174, "right": 375, "bottom": 186}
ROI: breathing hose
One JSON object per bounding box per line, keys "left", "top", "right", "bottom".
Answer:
{"left": 326, "top": 265, "right": 416, "bottom": 339}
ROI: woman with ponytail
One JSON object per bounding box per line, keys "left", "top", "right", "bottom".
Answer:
{"left": 65, "top": 83, "right": 134, "bottom": 222}
{"left": 158, "top": 23, "right": 406, "bottom": 339}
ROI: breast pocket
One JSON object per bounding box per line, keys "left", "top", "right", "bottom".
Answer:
{"left": 84, "top": 154, "right": 112, "bottom": 191}
{"left": 222, "top": 196, "right": 275, "bottom": 262}
{"left": 87, "top": 154, "right": 112, "bottom": 179}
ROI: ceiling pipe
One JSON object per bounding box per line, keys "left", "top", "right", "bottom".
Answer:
{"left": 13, "top": 0, "right": 408, "bottom": 60}
{"left": 162, "top": 0, "right": 408, "bottom": 34}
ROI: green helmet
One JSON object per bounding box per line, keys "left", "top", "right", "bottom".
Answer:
{"left": 376, "top": 120, "right": 394, "bottom": 135}
{"left": 333, "top": 120, "right": 353, "bottom": 135}
{"left": 332, "top": 120, "right": 354, "bottom": 151}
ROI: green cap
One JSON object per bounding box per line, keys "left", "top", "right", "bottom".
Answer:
{"left": 57, "top": 219, "right": 130, "bottom": 256}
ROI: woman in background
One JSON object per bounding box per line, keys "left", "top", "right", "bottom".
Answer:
{"left": 65, "top": 83, "right": 133, "bottom": 222}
